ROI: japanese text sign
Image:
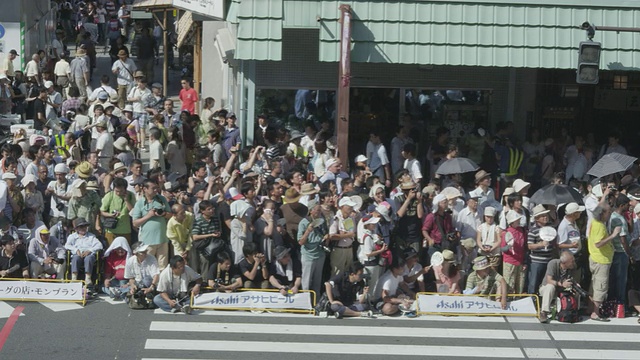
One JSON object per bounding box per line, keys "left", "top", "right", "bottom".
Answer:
{"left": 0, "top": 280, "right": 84, "bottom": 302}
{"left": 193, "top": 291, "right": 312, "bottom": 311}
{"left": 418, "top": 294, "right": 537, "bottom": 316}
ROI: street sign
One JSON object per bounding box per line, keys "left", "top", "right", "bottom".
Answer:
{"left": 0, "top": 23, "right": 5, "bottom": 39}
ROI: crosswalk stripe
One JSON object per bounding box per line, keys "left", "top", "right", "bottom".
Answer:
{"left": 551, "top": 331, "right": 640, "bottom": 342}
{"left": 0, "top": 301, "right": 24, "bottom": 319}
{"left": 563, "top": 349, "right": 640, "bottom": 360}
{"left": 523, "top": 348, "right": 563, "bottom": 359}
{"left": 144, "top": 339, "right": 525, "bottom": 358}
{"left": 149, "top": 321, "right": 515, "bottom": 339}
{"left": 39, "top": 302, "right": 84, "bottom": 312}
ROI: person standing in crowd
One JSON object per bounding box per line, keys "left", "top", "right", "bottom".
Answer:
{"left": 132, "top": 180, "right": 172, "bottom": 269}
{"left": 179, "top": 78, "right": 198, "bottom": 114}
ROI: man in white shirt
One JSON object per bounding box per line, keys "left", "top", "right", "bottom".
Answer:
{"left": 373, "top": 260, "right": 412, "bottom": 316}
{"left": 127, "top": 74, "right": 151, "bottom": 149}
{"left": 24, "top": 53, "right": 40, "bottom": 85}
{"left": 53, "top": 53, "right": 71, "bottom": 99}
{"left": 153, "top": 255, "right": 202, "bottom": 313}
{"left": 457, "top": 195, "right": 482, "bottom": 240}
{"left": 2, "top": 49, "right": 18, "bottom": 79}
{"left": 51, "top": 30, "right": 65, "bottom": 60}
{"left": 95, "top": 120, "right": 114, "bottom": 169}
{"left": 366, "top": 131, "right": 392, "bottom": 187}
{"left": 88, "top": 75, "right": 118, "bottom": 102}
{"left": 402, "top": 143, "right": 422, "bottom": 185}
{"left": 70, "top": 49, "right": 89, "bottom": 97}
{"left": 124, "top": 242, "right": 160, "bottom": 306}
{"left": 391, "top": 125, "right": 413, "bottom": 175}
{"left": 111, "top": 50, "right": 137, "bottom": 108}
{"left": 149, "top": 128, "right": 165, "bottom": 171}
{"left": 44, "top": 81, "right": 62, "bottom": 124}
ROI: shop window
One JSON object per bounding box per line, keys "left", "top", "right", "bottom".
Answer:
{"left": 613, "top": 75, "right": 628, "bottom": 90}
{"left": 255, "top": 89, "right": 336, "bottom": 129}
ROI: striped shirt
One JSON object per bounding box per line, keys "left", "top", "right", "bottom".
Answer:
{"left": 192, "top": 214, "right": 221, "bottom": 238}
{"left": 527, "top": 223, "right": 555, "bottom": 263}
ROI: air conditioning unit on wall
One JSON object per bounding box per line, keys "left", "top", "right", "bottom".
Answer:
{"left": 215, "top": 28, "right": 236, "bottom": 63}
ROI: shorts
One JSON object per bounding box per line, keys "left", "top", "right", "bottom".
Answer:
{"left": 134, "top": 112, "right": 148, "bottom": 129}
{"left": 589, "top": 257, "right": 611, "bottom": 302}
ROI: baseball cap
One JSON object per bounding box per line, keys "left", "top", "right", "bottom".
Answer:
{"left": 565, "top": 202, "right": 585, "bottom": 215}
{"left": 354, "top": 154, "right": 368, "bottom": 163}
{"left": 44, "top": 81, "right": 54, "bottom": 89}
{"left": 9, "top": 49, "right": 19, "bottom": 56}
{"left": 338, "top": 197, "right": 357, "bottom": 208}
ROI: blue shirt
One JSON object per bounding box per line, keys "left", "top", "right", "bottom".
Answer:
{"left": 131, "top": 195, "right": 171, "bottom": 245}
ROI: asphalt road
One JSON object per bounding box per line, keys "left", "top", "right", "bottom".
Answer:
{"left": 2, "top": 297, "right": 640, "bottom": 360}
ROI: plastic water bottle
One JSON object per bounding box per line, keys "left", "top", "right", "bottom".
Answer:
{"left": 551, "top": 304, "right": 557, "bottom": 320}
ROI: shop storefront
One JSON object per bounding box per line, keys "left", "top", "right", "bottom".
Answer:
{"left": 225, "top": 0, "right": 640, "bottom": 162}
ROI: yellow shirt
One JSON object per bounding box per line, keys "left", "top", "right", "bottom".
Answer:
{"left": 166, "top": 211, "right": 194, "bottom": 253}
{"left": 588, "top": 219, "right": 614, "bottom": 264}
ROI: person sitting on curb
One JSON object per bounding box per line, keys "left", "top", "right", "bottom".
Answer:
{"left": 207, "top": 251, "right": 242, "bottom": 292}
{"left": 373, "top": 259, "right": 414, "bottom": 316}
{"left": 325, "top": 261, "right": 373, "bottom": 318}
{"left": 153, "top": 255, "right": 202, "bottom": 314}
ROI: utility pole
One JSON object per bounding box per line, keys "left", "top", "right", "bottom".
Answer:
{"left": 336, "top": 4, "right": 352, "bottom": 167}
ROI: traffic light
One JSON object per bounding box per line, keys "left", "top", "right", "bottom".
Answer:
{"left": 576, "top": 41, "right": 601, "bottom": 84}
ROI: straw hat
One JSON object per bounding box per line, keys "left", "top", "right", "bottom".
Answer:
{"left": 111, "top": 162, "right": 127, "bottom": 174}
{"left": 442, "top": 249, "right": 456, "bottom": 263}
{"left": 474, "top": 170, "right": 491, "bottom": 184}
{"left": 400, "top": 181, "right": 417, "bottom": 190}
{"left": 473, "top": 256, "right": 492, "bottom": 271}
{"left": 114, "top": 137, "right": 132, "bottom": 152}
{"left": 283, "top": 188, "right": 301, "bottom": 203}
{"left": 532, "top": 204, "right": 550, "bottom": 217}
{"left": 300, "top": 183, "right": 318, "bottom": 196}
{"left": 76, "top": 161, "right": 93, "bottom": 179}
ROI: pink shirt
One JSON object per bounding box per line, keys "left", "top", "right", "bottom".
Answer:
{"left": 179, "top": 88, "right": 198, "bottom": 114}
{"left": 433, "top": 265, "right": 461, "bottom": 294}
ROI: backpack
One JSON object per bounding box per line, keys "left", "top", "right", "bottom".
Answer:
{"left": 598, "top": 300, "right": 617, "bottom": 319}
{"left": 557, "top": 291, "right": 579, "bottom": 323}
{"left": 314, "top": 292, "right": 333, "bottom": 316}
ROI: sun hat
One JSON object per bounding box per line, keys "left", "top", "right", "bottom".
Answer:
{"left": 300, "top": 183, "right": 318, "bottom": 196}
{"left": 375, "top": 203, "right": 391, "bottom": 222}
{"left": 483, "top": 206, "right": 496, "bottom": 217}
{"left": 442, "top": 249, "right": 456, "bottom": 263}
{"left": 400, "top": 181, "right": 417, "bottom": 190}
{"left": 532, "top": 204, "right": 550, "bottom": 217}
{"left": 73, "top": 218, "right": 90, "bottom": 228}
{"left": 2, "top": 173, "right": 16, "bottom": 180}
{"left": 76, "top": 161, "right": 92, "bottom": 179}
{"left": 275, "top": 245, "right": 291, "bottom": 260}
{"left": 21, "top": 174, "right": 37, "bottom": 187}
{"left": 111, "top": 162, "right": 127, "bottom": 174}
{"left": 114, "top": 137, "right": 132, "bottom": 152}
{"left": 565, "top": 202, "right": 585, "bottom": 215}
{"left": 474, "top": 170, "right": 491, "bottom": 184}
{"left": 363, "top": 216, "right": 380, "bottom": 226}
{"left": 284, "top": 188, "right": 302, "bottom": 203}
{"left": 506, "top": 210, "right": 523, "bottom": 224}
{"left": 473, "top": 256, "right": 491, "bottom": 271}
{"left": 513, "top": 179, "right": 531, "bottom": 193}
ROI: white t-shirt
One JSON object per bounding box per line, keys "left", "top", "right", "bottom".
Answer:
{"left": 149, "top": 139, "right": 165, "bottom": 170}
{"left": 403, "top": 263, "right": 424, "bottom": 290}
{"left": 111, "top": 58, "right": 136, "bottom": 86}
{"left": 96, "top": 131, "right": 114, "bottom": 159}
{"left": 557, "top": 217, "right": 581, "bottom": 254}
{"left": 128, "top": 86, "right": 151, "bottom": 113}
{"left": 404, "top": 158, "right": 422, "bottom": 184}
{"left": 54, "top": 60, "right": 71, "bottom": 77}
{"left": 156, "top": 265, "right": 201, "bottom": 296}
{"left": 373, "top": 270, "right": 402, "bottom": 300}
{"left": 124, "top": 254, "right": 160, "bottom": 287}
{"left": 88, "top": 85, "right": 117, "bottom": 102}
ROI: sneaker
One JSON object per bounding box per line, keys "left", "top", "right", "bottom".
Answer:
{"left": 171, "top": 307, "right": 180, "bottom": 313}
{"left": 360, "top": 310, "right": 373, "bottom": 318}
{"left": 334, "top": 312, "right": 343, "bottom": 319}
{"left": 404, "top": 311, "right": 418, "bottom": 318}
{"left": 539, "top": 311, "right": 549, "bottom": 324}
{"left": 182, "top": 305, "right": 192, "bottom": 315}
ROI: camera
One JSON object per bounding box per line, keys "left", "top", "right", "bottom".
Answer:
{"left": 56, "top": 202, "right": 65, "bottom": 211}
{"left": 52, "top": 257, "right": 65, "bottom": 264}
{"left": 154, "top": 208, "right": 165, "bottom": 216}
{"left": 212, "top": 278, "right": 224, "bottom": 289}
{"left": 446, "top": 232, "right": 459, "bottom": 242}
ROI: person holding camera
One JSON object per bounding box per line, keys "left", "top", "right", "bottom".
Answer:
{"left": 27, "top": 226, "right": 65, "bottom": 279}
{"left": 154, "top": 255, "right": 203, "bottom": 314}
{"left": 421, "top": 193, "right": 453, "bottom": 259}
{"left": 207, "top": 251, "right": 242, "bottom": 292}
{"left": 124, "top": 242, "right": 160, "bottom": 308}
{"left": 538, "top": 251, "right": 577, "bottom": 323}
{"left": 298, "top": 200, "right": 330, "bottom": 296}
{"left": 132, "top": 179, "right": 172, "bottom": 269}
{"left": 238, "top": 243, "right": 270, "bottom": 289}
{"left": 269, "top": 245, "right": 302, "bottom": 296}
{"left": 325, "top": 262, "right": 373, "bottom": 318}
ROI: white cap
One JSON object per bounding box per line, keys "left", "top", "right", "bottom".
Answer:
{"left": 363, "top": 216, "right": 380, "bottom": 225}
{"left": 54, "top": 163, "right": 69, "bottom": 174}
{"left": 354, "top": 154, "right": 368, "bottom": 163}
{"left": 21, "top": 174, "right": 37, "bottom": 187}
{"left": 325, "top": 158, "right": 339, "bottom": 171}
{"left": 133, "top": 243, "right": 150, "bottom": 254}
{"left": 565, "top": 202, "right": 585, "bottom": 215}
{"left": 483, "top": 206, "right": 496, "bottom": 217}
{"left": 338, "top": 197, "right": 357, "bottom": 208}
{"left": 375, "top": 203, "right": 391, "bottom": 221}
{"left": 433, "top": 194, "right": 447, "bottom": 204}
{"left": 44, "top": 80, "right": 54, "bottom": 88}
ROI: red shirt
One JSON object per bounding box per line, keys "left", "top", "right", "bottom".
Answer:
{"left": 179, "top": 88, "right": 198, "bottom": 114}
{"left": 105, "top": 253, "right": 127, "bottom": 280}
{"left": 421, "top": 212, "right": 454, "bottom": 245}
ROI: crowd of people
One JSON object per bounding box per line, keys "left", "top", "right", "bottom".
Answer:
{"left": 1, "top": 1, "right": 640, "bottom": 322}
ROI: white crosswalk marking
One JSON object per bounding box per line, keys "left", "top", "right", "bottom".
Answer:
{"left": 141, "top": 311, "right": 640, "bottom": 360}
{"left": 0, "top": 300, "right": 24, "bottom": 318}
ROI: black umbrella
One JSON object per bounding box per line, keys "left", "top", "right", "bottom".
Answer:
{"left": 530, "top": 184, "right": 584, "bottom": 206}
{"left": 436, "top": 157, "right": 479, "bottom": 175}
